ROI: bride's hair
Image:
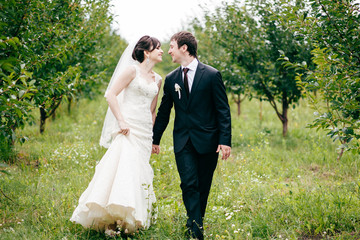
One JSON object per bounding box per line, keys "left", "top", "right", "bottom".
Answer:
{"left": 132, "top": 35, "right": 161, "bottom": 63}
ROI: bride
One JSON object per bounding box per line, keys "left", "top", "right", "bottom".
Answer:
{"left": 70, "top": 36, "right": 163, "bottom": 235}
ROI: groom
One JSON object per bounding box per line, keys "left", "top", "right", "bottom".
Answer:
{"left": 152, "top": 31, "right": 231, "bottom": 239}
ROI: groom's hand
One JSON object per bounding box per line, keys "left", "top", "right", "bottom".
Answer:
{"left": 216, "top": 144, "right": 231, "bottom": 160}
{"left": 152, "top": 144, "right": 160, "bottom": 154}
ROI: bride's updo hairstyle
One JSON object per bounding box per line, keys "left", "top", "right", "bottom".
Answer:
{"left": 132, "top": 35, "right": 161, "bottom": 63}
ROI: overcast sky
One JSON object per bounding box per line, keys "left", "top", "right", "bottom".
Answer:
{"left": 110, "top": 0, "right": 226, "bottom": 42}
{"left": 110, "top": 0, "right": 360, "bottom": 43}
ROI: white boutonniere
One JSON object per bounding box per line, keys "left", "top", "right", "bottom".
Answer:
{"left": 174, "top": 83, "right": 182, "bottom": 99}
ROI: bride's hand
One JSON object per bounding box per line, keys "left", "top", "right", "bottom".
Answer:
{"left": 118, "top": 120, "right": 130, "bottom": 135}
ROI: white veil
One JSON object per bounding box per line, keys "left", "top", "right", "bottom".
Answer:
{"left": 99, "top": 41, "right": 139, "bottom": 148}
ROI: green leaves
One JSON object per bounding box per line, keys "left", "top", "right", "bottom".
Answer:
{"left": 282, "top": 0, "right": 360, "bottom": 159}
{"left": 0, "top": 162, "right": 10, "bottom": 175}
{"left": 0, "top": 0, "right": 125, "bottom": 158}
{"left": 194, "top": 0, "right": 312, "bottom": 135}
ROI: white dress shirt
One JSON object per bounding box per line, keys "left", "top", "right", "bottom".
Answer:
{"left": 181, "top": 58, "right": 198, "bottom": 93}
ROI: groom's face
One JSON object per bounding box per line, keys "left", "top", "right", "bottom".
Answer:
{"left": 168, "top": 40, "right": 181, "bottom": 64}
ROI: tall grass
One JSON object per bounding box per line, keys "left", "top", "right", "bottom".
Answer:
{"left": 0, "top": 96, "right": 359, "bottom": 239}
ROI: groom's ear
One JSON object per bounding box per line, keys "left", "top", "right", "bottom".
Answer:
{"left": 180, "top": 44, "right": 188, "bottom": 53}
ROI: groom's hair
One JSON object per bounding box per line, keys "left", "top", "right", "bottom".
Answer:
{"left": 171, "top": 31, "right": 197, "bottom": 58}
{"left": 132, "top": 35, "right": 161, "bottom": 63}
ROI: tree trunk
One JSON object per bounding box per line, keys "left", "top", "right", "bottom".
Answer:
{"left": 231, "top": 93, "right": 242, "bottom": 117}
{"left": 40, "top": 108, "right": 46, "bottom": 134}
{"left": 282, "top": 114, "right": 288, "bottom": 137}
{"left": 68, "top": 95, "right": 72, "bottom": 114}
{"left": 259, "top": 100, "right": 263, "bottom": 121}
{"left": 237, "top": 101, "right": 241, "bottom": 116}
{"left": 282, "top": 96, "right": 289, "bottom": 137}
{"left": 337, "top": 148, "right": 345, "bottom": 161}
{"left": 39, "top": 98, "right": 62, "bottom": 134}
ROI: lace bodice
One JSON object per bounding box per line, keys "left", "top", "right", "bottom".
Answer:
{"left": 121, "top": 65, "right": 160, "bottom": 122}
{"left": 99, "top": 64, "right": 161, "bottom": 148}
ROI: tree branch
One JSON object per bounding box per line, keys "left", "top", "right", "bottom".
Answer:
{"left": 318, "top": 0, "right": 360, "bottom": 63}
{"left": 0, "top": 188, "right": 14, "bottom": 203}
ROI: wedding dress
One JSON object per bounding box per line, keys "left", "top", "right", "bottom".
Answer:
{"left": 70, "top": 64, "right": 160, "bottom": 232}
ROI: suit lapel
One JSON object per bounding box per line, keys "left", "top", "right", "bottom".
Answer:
{"left": 174, "top": 67, "right": 189, "bottom": 105}
{"left": 188, "top": 62, "right": 205, "bottom": 106}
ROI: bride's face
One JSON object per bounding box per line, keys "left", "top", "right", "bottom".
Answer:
{"left": 149, "top": 44, "right": 163, "bottom": 63}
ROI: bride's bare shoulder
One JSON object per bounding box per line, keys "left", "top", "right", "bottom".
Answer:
{"left": 122, "top": 65, "right": 137, "bottom": 79}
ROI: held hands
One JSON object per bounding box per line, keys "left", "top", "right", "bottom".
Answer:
{"left": 216, "top": 144, "right": 231, "bottom": 160}
{"left": 152, "top": 144, "right": 160, "bottom": 154}
{"left": 118, "top": 120, "right": 130, "bottom": 136}
{"left": 152, "top": 144, "right": 230, "bottom": 158}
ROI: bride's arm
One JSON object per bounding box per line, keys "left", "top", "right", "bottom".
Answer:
{"left": 105, "top": 66, "right": 136, "bottom": 131}
{"left": 151, "top": 79, "right": 162, "bottom": 125}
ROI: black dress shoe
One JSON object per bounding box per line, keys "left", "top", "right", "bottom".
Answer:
{"left": 187, "top": 229, "right": 203, "bottom": 240}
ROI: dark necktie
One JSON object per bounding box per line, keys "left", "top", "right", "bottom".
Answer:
{"left": 183, "top": 67, "right": 190, "bottom": 96}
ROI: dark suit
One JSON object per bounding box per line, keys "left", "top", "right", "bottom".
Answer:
{"left": 153, "top": 61, "right": 231, "bottom": 239}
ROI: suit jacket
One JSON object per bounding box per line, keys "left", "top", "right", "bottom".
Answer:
{"left": 153, "top": 61, "right": 231, "bottom": 154}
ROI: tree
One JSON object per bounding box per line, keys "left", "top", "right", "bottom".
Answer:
{"left": 192, "top": 5, "right": 253, "bottom": 116}
{"left": 24, "top": 0, "right": 114, "bottom": 133}
{"left": 0, "top": 42, "right": 37, "bottom": 160}
{"left": 0, "top": 3, "right": 39, "bottom": 159}
{"left": 0, "top": 0, "right": 125, "bottom": 158}
{"left": 1, "top": 0, "right": 120, "bottom": 133}
{"left": 250, "top": 0, "right": 313, "bottom": 136}
{"left": 192, "top": 0, "right": 313, "bottom": 135}
{"left": 284, "top": 0, "right": 360, "bottom": 159}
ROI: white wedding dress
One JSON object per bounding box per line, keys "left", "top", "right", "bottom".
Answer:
{"left": 70, "top": 65, "right": 160, "bottom": 232}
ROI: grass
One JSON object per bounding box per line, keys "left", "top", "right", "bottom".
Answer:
{"left": 0, "top": 94, "right": 359, "bottom": 239}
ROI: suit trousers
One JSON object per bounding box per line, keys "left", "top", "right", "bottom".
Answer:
{"left": 175, "top": 139, "right": 218, "bottom": 239}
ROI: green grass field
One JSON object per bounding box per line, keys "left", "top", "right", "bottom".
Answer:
{"left": 1, "top": 95, "right": 359, "bottom": 239}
